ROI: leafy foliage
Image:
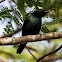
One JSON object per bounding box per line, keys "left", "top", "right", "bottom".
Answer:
{"left": 3, "top": 21, "right": 14, "bottom": 36}
{"left": 0, "top": 7, "right": 22, "bottom": 35}
{"left": 0, "top": 0, "right": 62, "bottom": 62}
{"left": 41, "top": 24, "right": 50, "bottom": 33}
{"left": 52, "top": 0, "right": 60, "bottom": 22}
{"left": 0, "top": 0, "right": 60, "bottom": 35}
{"left": 16, "top": 0, "right": 60, "bottom": 33}
{"left": 0, "top": 6, "right": 12, "bottom": 19}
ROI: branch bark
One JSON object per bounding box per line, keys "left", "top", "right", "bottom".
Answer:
{"left": 37, "top": 45, "right": 62, "bottom": 62}
{"left": 37, "top": 55, "right": 62, "bottom": 62}
{"left": 0, "top": 31, "right": 62, "bottom": 45}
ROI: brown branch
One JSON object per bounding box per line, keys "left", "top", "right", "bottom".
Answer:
{"left": 38, "top": 55, "right": 62, "bottom": 62}
{"left": 0, "top": 31, "right": 62, "bottom": 45}
{"left": 25, "top": 46, "right": 38, "bottom": 52}
{"left": 0, "top": 27, "right": 22, "bottom": 38}
{"left": 37, "top": 45, "right": 62, "bottom": 62}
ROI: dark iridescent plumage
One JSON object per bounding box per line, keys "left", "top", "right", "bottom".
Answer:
{"left": 17, "top": 9, "right": 48, "bottom": 54}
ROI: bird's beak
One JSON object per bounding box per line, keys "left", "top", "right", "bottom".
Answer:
{"left": 44, "top": 11, "right": 49, "bottom": 13}
{"left": 44, "top": 10, "right": 51, "bottom": 14}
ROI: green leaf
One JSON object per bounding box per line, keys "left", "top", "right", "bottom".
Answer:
{"left": 13, "top": 17, "right": 21, "bottom": 26}
{"left": 41, "top": 25, "right": 50, "bottom": 33}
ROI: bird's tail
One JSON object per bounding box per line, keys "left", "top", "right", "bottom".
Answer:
{"left": 17, "top": 43, "right": 26, "bottom": 54}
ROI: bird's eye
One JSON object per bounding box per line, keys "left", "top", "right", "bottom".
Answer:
{"left": 40, "top": 9, "right": 42, "bottom": 11}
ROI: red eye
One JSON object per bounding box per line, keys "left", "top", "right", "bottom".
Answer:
{"left": 40, "top": 9, "right": 42, "bottom": 11}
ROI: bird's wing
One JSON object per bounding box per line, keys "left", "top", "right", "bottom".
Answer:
{"left": 22, "top": 16, "right": 30, "bottom": 36}
{"left": 23, "top": 17, "right": 29, "bottom": 28}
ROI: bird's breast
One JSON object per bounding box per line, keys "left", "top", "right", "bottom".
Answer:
{"left": 22, "top": 15, "right": 41, "bottom": 35}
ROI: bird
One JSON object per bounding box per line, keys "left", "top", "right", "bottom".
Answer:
{"left": 17, "top": 9, "right": 49, "bottom": 54}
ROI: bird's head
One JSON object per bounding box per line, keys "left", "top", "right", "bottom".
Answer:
{"left": 32, "top": 9, "right": 49, "bottom": 18}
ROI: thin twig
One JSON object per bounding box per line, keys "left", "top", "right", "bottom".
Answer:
{"left": 37, "top": 45, "right": 62, "bottom": 62}
{"left": 25, "top": 46, "right": 38, "bottom": 52}
{"left": 27, "top": 48, "right": 37, "bottom": 60}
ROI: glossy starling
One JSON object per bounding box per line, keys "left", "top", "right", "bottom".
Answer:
{"left": 17, "top": 9, "right": 49, "bottom": 54}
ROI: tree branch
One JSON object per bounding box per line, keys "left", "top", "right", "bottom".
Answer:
{"left": 25, "top": 46, "right": 38, "bottom": 52}
{"left": 37, "top": 45, "right": 62, "bottom": 62}
{"left": 37, "top": 55, "right": 62, "bottom": 62}
{"left": 0, "top": 31, "right": 62, "bottom": 45}
{"left": 27, "top": 48, "right": 37, "bottom": 60}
